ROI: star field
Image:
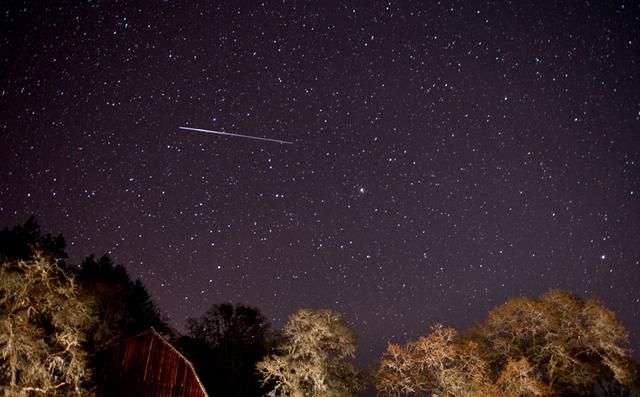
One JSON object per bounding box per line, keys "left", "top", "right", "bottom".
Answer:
{"left": 1, "top": 1, "right": 639, "bottom": 365}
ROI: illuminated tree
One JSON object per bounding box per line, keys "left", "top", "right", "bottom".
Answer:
{"left": 376, "top": 324, "right": 547, "bottom": 397}
{"left": 495, "top": 358, "right": 549, "bottom": 397}
{"left": 257, "top": 309, "right": 362, "bottom": 397}
{"left": 468, "top": 289, "right": 634, "bottom": 396}
{"left": 0, "top": 252, "right": 93, "bottom": 397}
{"left": 377, "top": 290, "right": 634, "bottom": 396}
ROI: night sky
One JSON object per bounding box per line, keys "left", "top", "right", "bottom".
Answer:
{"left": 1, "top": 1, "right": 639, "bottom": 366}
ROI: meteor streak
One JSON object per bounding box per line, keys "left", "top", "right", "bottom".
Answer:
{"left": 179, "top": 126, "right": 293, "bottom": 144}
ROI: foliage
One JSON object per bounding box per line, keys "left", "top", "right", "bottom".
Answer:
{"left": 0, "top": 216, "right": 66, "bottom": 262}
{"left": 0, "top": 252, "right": 94, "bottom": 397}
{"left": 76, "top": 254, "right": 170, "bottom": 352}
{"left": 257, "top": 308, "right": 362, "bottom": 397}
{"left": 2, "top": 220, "right": 634, "bottom": 397}
{"left": 176, "top": 303, "right": 272, "bottom": 397}
{"left": 469, "top": 289, "right": 634, "bottom": 396}
{"left": 377, "top": 290, "right": 635, "bottom": 397}
{"left": 74, "top": 254, "right": 170, "bottom": 392}
{"left": 0, "top": 219, "right": 170, "bottom": 391}
{"left": 376, "top": 324, "right": 547, "bottom": 397}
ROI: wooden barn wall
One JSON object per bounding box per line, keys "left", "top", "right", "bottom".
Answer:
{"left": 97, "top": 331, "right": 208, "bottom": 397}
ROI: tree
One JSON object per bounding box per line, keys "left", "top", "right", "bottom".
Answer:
{"left": 468, "top": 290, "right": 634, "bottom": 396}
{"left": 74, "top": 254, "right": 170, "bottom": 391}
{"left": 376, "top": 324, "right": 547, "bottom": 397}
{"left": 257, "top": 308, "right": 362, "bottom": 397}
{"left": 0, "top": 217, "right": 66, "bottom": 262}
{"left": 75, "top": 254, "right": 169, "bottom": 352}
{"left": 0, "top": 251, "right": 94, "bottom": 397}
{"left": 176, "top": 303, "right": 272, "bottom": 397}
{"left": 377, "top": 291, "right": 635, "bottom": 397}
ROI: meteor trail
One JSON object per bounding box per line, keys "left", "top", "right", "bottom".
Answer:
{"left": 179, "top": 126, "right": 293, "bottom": 144}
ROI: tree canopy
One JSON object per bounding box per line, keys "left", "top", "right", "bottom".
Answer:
{"left": 468, "top": 289, "right": 635, "bottom": 396}
{"left": 257, "top": 308, "right": 362, "bottom": 397}
{"left": 377, "top": 324, "right": 547, "bottom": 397}
{"left": 0, "top": 252, "right": 94, "bottom": 397}
{"left": 0, "top": 219, "right": 170, "bottom": 393}
{"left": 0, "top": 216, "right": 66, "bottom": 262}
{"left": 176, "top": 303, "right": 272, "bottom": 397}
{"left": 76, "top": 254, "right": 170, "bottom": 352}
{"left": 1, "top": 220, "right": 637, "bottom": 397}
{"left": 377, "top": 290, "right": 636, "bottom": 397}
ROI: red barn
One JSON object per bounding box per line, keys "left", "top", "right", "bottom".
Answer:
{"left": 97, "top": 328, "right": 208, "bottom": 397}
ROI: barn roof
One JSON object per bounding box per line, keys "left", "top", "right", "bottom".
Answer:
{"left": 97, "top": 328, "right": 209, "bottom": 397}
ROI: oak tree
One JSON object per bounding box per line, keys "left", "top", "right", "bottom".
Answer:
{"left": 257, "top": 308, "right": 362, "bottom": 397}
{"left": 376, "top": 324, "right": 547, "bottom": 397}
{"left": 0, "top": 252, "right": 94, "bottom": 397}
{"left": 469, "top": 290, "right": 634, "bottom": 396}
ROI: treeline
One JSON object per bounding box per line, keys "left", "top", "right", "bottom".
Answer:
{"left": 0, "top": 218, "right": 272, "bottom": 397}
{"left": 0, "top": 219, "right": 638, "bottom": 397}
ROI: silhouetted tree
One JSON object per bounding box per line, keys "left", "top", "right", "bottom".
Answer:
{"left": 72, "top": 254, "right": 170, "bottom": 392}
{"left": 176, "top": 303, "right": 272, "bottom": 397}
{"left": 76, "top": 254, "right": 170, "bottom": 352}
{"left": 0, "top": 216, "right": 66, "bottom": 262}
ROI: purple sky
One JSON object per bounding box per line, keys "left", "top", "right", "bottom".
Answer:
{"left": 1, "top": 1, "right": 639, "bottom": 366}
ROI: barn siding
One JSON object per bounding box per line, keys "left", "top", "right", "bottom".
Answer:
{"left": 97, "top": 328, "right": 208, "bottom": 397}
